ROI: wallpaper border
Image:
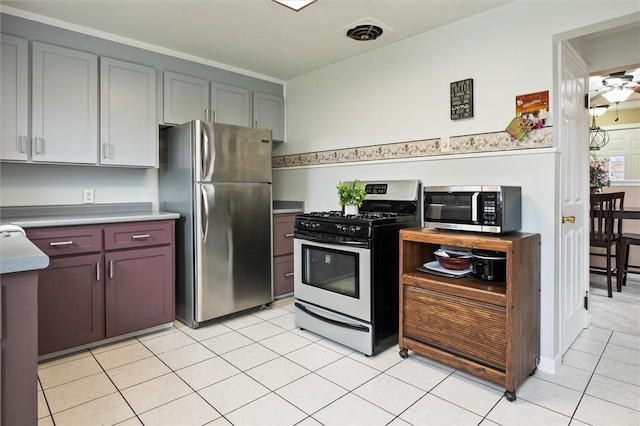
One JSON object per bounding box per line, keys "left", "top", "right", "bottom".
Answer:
{"left": 272, "top": 127, "right": 553, "bottom": 169}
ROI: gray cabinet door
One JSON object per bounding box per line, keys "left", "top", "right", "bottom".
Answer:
{"left": 100, "top": 57, "right": 157, "bottom": 167}
{"left": 1, "top": 34, "right": 28, "bottom": 161}
{"left": 32, "top": 42, "right": 98, "bottom": 164}
{"left": 163, "top": 71, "right": 209, "bottom": 125}
{"left": 253, "top": 91, "right": 284, "bottom": 142}
{"left": 211, "top": 82, "right": 250, "bottom": 127}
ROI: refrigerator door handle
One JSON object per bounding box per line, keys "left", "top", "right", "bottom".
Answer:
{"left": 201, "top": 185, "right": 210, "bottom": 244}
{"left": 201, "top": 123, "right": 214, "bottom": 182}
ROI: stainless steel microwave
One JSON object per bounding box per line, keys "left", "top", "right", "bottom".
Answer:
{"left": 423, "top": 185, "right": 521, "bottom": 234}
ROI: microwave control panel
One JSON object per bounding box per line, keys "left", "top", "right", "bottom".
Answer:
{"left": 481, "top": 193, "right": 498, "bottom": 224}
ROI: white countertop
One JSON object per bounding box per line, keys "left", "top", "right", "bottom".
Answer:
{"left": 0, "top": 231, "right": 49, "bottom": 274}
{"left": 4, "top": 211, "right": 180, "bottom": 228}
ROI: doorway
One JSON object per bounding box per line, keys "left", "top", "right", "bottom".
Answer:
{"left": 557, "top": 16, "right": 640, "bottom": 358}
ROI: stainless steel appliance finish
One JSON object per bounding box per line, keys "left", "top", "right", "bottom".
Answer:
{"left": 159, "top": 120, "right": 273, "bottom": 327}
{"left": 423, "top": 185, "right": 521, "bottom": 234}
{"left": 294, "top": 180, "right": 421, "bottom": 356}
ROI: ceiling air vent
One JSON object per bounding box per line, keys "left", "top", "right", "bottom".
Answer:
{"left": 338, "top": 17, "right": 392, "bottom": 42}
{"left": 346, "top": 24, "right": 383, "bottom": 41}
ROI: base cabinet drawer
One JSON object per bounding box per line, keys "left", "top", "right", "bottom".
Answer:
{"left": 273, "top": 254, "right": 294, "bottom": 297}
{"left": 403, "top": 285, "right": 506, "bottom": 369}
{"left": 273, "top": 213, "right": 296, "bottom": 257}
{"left": 27, "top": 226, "right": 102, "bottom": 257}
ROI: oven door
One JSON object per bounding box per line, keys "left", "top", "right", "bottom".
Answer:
{"left": 294, "top": 237, "right": 371, "bottom": 322}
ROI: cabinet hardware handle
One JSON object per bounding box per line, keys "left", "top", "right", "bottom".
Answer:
{"left": 204, "top": 109, "right": 209, "bottom": 121}
{"left": 109, "top": 261, "right": 114, "bottom": 279}
{"left": 131, "top": 234, "right": 150, "bottom": 239}
{"left": 284, "top": 233, "right": 294, "bottom": 238}
{"left": 96, "top": 262, "right": 100, "bottom": 281}
{"left": 33, "top": 137, "right": 43, "bottom": 155}
{"left": 102, "top": 142, "right": 111, "bottom": 158}
{"left": 212, "top": 110, "right": 216, "bottom": 122}
{"left": 18, "top": 135, "right": 26, "bottom": 153}
{"left": 285, "top": 272, "right": 294, "bottom": 277}
{"left": 255, "top": 121, "right": 259, "bottom": 128}
{"left": 562, "top": 215, "right": 576, "bottom": 224}
{"left": 49, "top": 240, "right": 73, "bottom": 247}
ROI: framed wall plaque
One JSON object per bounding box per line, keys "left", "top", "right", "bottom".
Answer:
{"left": 450, "top": 78, "right": 474, "bottom": 120}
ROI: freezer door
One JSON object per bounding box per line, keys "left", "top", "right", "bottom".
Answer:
{"left": 194, "top": 182, "right": 273, "bottom": 322}
{"left": 198, "top": 121, "right": 272, "bottom": 183}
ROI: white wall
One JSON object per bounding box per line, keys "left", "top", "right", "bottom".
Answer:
{"left": 274, "top": 0, "right": 640, "bottom": 372}
{"left": 0, "top": 163, "right": 157, "bottom": 207}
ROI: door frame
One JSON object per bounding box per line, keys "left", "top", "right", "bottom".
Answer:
{"left": 553, "top": 12, "right": 639, "bottom": 372}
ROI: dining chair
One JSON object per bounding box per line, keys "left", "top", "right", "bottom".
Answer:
{"left": 618, "top": 232, "right": 640, "bottom": 287}
{"left": 589, "top": 192, "right": 625, "bottom": 298}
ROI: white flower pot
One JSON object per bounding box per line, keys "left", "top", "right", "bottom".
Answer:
{"left": 344, "top": 205, "right": 359, "bottom": 216}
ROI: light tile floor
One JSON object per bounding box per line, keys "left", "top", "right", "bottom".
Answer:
{"left": 37, "top": 297, "right": 640, "bottom": 425}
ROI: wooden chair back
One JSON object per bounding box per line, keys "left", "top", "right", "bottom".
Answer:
{"left": 589, "top": 192, "right": 625, "bottom": 244}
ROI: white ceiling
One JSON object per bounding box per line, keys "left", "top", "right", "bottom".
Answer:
{"left": 1, "top": 0, "right": 514, "bottom": 81}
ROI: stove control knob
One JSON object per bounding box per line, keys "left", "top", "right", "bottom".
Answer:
{"left": 349, "top": 225, "right": 357, "bottom": 234}
{"left": 312, "top": 222, "right": 319, "bottom": 229}
{"left": 340, "top": 225, "right": 348, "bottom": 233}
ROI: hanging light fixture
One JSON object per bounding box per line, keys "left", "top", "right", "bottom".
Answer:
{"left": 602, "top": 86, "right": 633, "bottom": 103}
{"left": 272, "top": 0, "right": 317, "bottom": 11}
{"left": 588, "top": 104, "right": 609, "bottom": 117}
{"left": 589, "top": 106, "right": 609, "bottom": 150}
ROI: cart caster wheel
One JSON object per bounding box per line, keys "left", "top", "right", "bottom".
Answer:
{"left": 399, "top": 349, "right": 408, "bottom": 358}
{"left": 529, "top": 367, "right": 537, "bottom": 376}
{"left": 504, "top": 391, "right": 516, "bottom": 402}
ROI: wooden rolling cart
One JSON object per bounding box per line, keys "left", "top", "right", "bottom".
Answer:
{"left": 398, "top": 228, "right": 540, "bottom": 401}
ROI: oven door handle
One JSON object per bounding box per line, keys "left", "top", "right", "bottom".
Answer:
{"left": 295, "top": 302, "right": 369, "bottom": 332}
{"left": 293, "top": 233, "right": 370, "bottom": 248}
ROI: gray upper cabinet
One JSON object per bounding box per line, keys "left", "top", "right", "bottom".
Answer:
{"left": 1, "top": 34, "right": 28, "bottom": 161}
{"left": 253, "top": 91, "right": 285, "bottom": 142}
{"left": 210, "top": 82, "right": 250, "bottom": 127}
{"left": 163, "top": 71, "right": 209, "bottom": 125}
{"left": 162, "top": 71, "right": 251, "bottom": 127}
{"left": 32, "top": 42, "right": 98, "bottom": 164}
{"left": 100, "top": 57, "right": 157, "bottom": 168}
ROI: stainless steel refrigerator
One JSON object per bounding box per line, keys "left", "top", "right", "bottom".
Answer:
{"left": 159, "top": 120, "right": 273, "bottom": 328}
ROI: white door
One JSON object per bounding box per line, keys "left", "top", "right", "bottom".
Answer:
{"left": 558, "top": 41, "right": 590, "bottom": 355}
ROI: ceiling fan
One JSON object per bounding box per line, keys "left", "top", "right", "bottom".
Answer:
{"left": 590, "top": 70, "right": 640, "bottom": 103}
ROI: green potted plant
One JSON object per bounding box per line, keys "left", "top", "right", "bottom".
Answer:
{"left": 336, "top": 179, "right": 367, "bottom": 215}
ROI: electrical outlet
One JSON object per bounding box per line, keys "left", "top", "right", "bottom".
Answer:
{"left": 440, "top": 136, "right": 450, "bottom": 153}
{"left": 83, "top": 189, "right": 95, "bottom": 204}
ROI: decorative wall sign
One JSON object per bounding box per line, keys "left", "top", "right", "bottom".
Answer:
{"left": 515, "top": 90, "right": 548, "bottom": 114}
{"left": 450, "top": 78, "right": 474, "bottom": 120}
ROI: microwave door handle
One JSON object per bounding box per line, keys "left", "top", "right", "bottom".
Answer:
{"left": 471, "top": 192, "right": 479, "bottom": 223}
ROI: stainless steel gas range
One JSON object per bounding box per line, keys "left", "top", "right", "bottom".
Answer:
{"left": 293, "top": 180, "right": 422, "bottom": 356}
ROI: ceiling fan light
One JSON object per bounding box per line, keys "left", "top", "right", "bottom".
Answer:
{"left": 272, "top": 0, "right": 317, "bottom": 11}
{"left": 589, "top": 105, "right": 609, "bottom": 117}
{"left": 602, "top": 87, "right": 633, "bottom": 103}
